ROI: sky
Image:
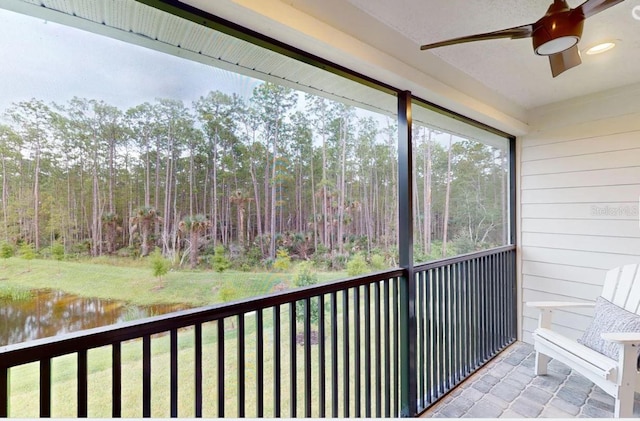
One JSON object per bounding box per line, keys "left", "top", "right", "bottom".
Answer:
{"left": 0, "top": 7, "right": 262, "bottom": 114}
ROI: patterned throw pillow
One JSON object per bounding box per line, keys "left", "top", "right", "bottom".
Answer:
{"left": 577, "top": 296, "right": 640, "bottom": 366}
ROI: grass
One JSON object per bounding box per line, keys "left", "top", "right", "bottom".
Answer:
{"left": 2, "top": 257, "right": 375, "bottom": 417}
{"left": 7, "top": 296, "right": 397, "bottom": 418}
{"left": 0, "top": 257, "right": 347, "bottom": 307}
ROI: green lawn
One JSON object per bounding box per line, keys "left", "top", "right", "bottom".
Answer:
{"left": 2, "top": 257, "right": 389, "bottom": 418}
{"left": 0, "top": 257, "right": 347, "bottom": 307}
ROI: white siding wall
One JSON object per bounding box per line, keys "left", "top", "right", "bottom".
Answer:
{"left": 519, "top": 86, "right": 640, "bottom": 343}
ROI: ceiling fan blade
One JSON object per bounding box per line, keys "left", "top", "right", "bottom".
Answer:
{"left": 549, "top": 45, "right": 582, "bottom": 77}
{"left": 420, "top": 24, "right": 533, "bottom": 50}
{"left": 573, "top": 0, "right": 626, "bottom": 18}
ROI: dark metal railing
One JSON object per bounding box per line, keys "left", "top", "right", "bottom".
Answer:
{"left": 0, "top": 245, "right": 516, "bottom": 418}
{"left": 414, "top": 245, "right": 517, "bottom": 412}
{"left": 0, "top": 269, "right": 404, "bottom": 418}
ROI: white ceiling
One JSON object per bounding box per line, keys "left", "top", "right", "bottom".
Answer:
{"left": 284, "top": 0, "right": 640, "bottom": 110}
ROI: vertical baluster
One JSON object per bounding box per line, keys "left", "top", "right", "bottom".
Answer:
{"left": 437, "top": 267, "right": 445, "bottom": 397}
{"left": 304, "top": 298, "right": 312, "bottom": 418}
{"left": 112, "top": 342, "right": 121, "bottom": 418}
{"left": 497, "top": 253, "right": 504, "bottom": 348}
{"left": 444, "top": 265, "right": 452, "bottom": 391}
{"left": 290, "top": 303, "right": 297, "bottom": 418}
{"left": 451, "top": 264, "right": 459, "bottom": 385}
{"left": 478, "top": 256, "right": 485, "bottom": 361}
{"left": 318, "top": 296, "right": 326, "bottom": 417}
{"left": 418, "top": 271, "right": 425, "bottom": 409}
{"left": 456, "top": 263, "right": 463, "bottom": 380}
{"left": 364, "top": 285, "right": 372, "bottom": 417}
{"left": 77, "top": 349, "right": 88, "bottom": 417}
{"left": 354, "top": 288, "right": 361, "bottom": 418}
{"left": 170, "top": 329, "right": 178, "bottom": 418}
{"left": 142, "top": 336, "right": 151, "bottom": 418}
{"left": 195, "top": 324, "right": 202, "bottom": 418}
{"left": 489, "top": 255, "right": 500, "bottom": 356}
{"left": 330, "top": 292, "right": 338, "bottom": 418}
{"left": 471, "top": 259, "right": 482, "bottom": 370}
{"left": 392, "top": 277, "right": 399, "bottom": 417}
{"left": 0, "top": 367, "right": 7, "bottom": 417}
{"left": 425, "top": 270, "right": 432, "bottom": 404}
{"left": 256, "top": 311, "right": 264, "bottom": 418}
{"left": 482, "top": 256, "right": 489, "bottom": 360}
{"left": 462, "top": 261, "right": 470, "bottom": 377}
{"left": 342, "top": 289, "right": 349, "bottom": 418}
{"left": 217, "top": 320, "right": 225, "bottom": 418}
{"left": 40, "top": 358, "right": 51, "bottom": 417}
{"left": 383, "top": 280, "right": 390, "bottom": 417}
{"left": 238, "top": 315, "right": 245, "bottom": 418}
{"left": 374, "top": 281, "right": 381, "bottom": 418}
{"left": 273, "top": 307, "right": 281, "bottom": 418}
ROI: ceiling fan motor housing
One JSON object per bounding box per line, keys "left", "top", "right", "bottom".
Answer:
{"left": 533, "top": 4, "right": 585, "bottom": 56}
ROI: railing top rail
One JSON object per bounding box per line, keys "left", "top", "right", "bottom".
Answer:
{"left": 413, "top": 245, "right": 516, "bottom": 273}
{"left": 0, "top": 267, "right": 403, "bottom": 368}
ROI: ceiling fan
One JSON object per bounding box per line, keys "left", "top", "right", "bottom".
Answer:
{"left": 420, "top": 0, "right": 626, "bottom": 77}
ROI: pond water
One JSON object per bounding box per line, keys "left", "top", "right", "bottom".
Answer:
{"left": 0, "top": 290, "right": 187, "bottom": 346}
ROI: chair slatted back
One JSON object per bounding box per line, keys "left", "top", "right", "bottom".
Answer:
{"left": 602, "top": 264, "right": 640, "bottom": 315}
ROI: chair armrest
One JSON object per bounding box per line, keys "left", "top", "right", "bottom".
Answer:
{"left": 526, "top": 301, "right": 595, "bottom": 309}
{"left": 601, "top": 332, "right": 640, "bottom": 344}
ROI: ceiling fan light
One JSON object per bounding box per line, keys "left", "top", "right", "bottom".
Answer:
{"left": 585, "top": 41, "right": 616, "bottom": 55}
{"left": 535, "top": 36, "right": 579, "bottom": 55}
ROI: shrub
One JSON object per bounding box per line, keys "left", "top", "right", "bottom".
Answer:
{"left": 273, "top": 248, "right": 291, "bottom": 272}
{"left": 150, "top": 248, "right": 171, "bottom": 281}
{"left": 294, "top": 262, "right": 320, "bottom": 325}
{"left": 346, "top": 253, "right": 368, "bottom": 277}
{"left": 51, "top": 242, "right": 65, "bottom": 261}
{"left": 218, "top": 282, "right": 241, "bottom": 303}
{"left": 0, "top": 242, "right": 14, "bottom": 265}
{"left": 212, "top": 245, "right": 230, "bottom": 273}
{"left": 19, "top": 243, "right": 35, "bottom": 270}
{"left": 369, "top": 253, "right": 386, "bottom": 271}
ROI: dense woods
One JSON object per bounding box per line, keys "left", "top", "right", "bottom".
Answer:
{"left": 0, "top": 83, "right": 508, "bottom": 269}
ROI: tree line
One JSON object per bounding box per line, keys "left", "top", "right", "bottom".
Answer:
{"left": 0, "top": 82, "right": 508, "bottom": 269}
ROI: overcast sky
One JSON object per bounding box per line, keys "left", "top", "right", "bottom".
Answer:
{"left": 0, "top": 7, "right": 261, "bottom": 114}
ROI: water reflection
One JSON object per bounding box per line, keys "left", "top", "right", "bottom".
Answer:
{"left": 0, "top": 290, "right": 186, "bottom": 346}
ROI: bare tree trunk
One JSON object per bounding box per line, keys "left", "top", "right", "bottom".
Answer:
{"left": 423, "top": 129, "right": 433, "bottom": 255}
{"left": 163, "top": 133, "right": 173, "bottom": 255}
{"left": 211, "top": 129, "right": 219, "bottom": 247}
{"left": 33, "top": 140, "right": 41, "bottom": 251}
{"left": 250, "top": 163, "right": 264, "bottom": 255}
{"left": 442, "top": 134, "right": 453, "bottom": 257}
{"left": 1, "top": 154, "right": 8, "bottom": 242}
{"left": 269, "top": 125, "right": 279, "bottom": 259}
{"left": 310, "top": 152, "right": 318, "bottom": 251}
{"left": 337, "top": 116, "right": 347, "bottom": 254}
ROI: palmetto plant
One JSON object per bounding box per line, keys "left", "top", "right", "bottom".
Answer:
{"left": 179, "top": 214, "right": 210, "bottom": 269}
{"left": 130, "top": 206, "right": 161, "bottom": 257}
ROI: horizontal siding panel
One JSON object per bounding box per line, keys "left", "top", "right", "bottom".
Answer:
{"left": 522, "top": 203, "right": 638, "bottom": 220}
{"left": 523, "top": 306, "right": 593, "bottom": 332}
{"left": 521, "top": 185, "right": 640, "bottom": 204}
{"left": 521, "top": 167, "right": 640, "bottom": 189}
{"left": 522, "top": 131, "right": 640, "bottom": 162}
{"left": 522, "top": 218, "right": 640, "bottom": 238}
{"left": 522, "top": 112, "right": 640, "bottom": 148}
{"left": 522, "top": 232, "right": 640, "bottom": 255}
{"left": 522, "top": 148, "right": 640, "bottom": 176}
{"left": 522, "top": 261, "right": 606, "bottom": 285}
{"left": 523, "top": 275, "right": 602, "bottom": 301}
{"left": 522, "top": 246, "right": 640, "bottom": 270}
{"left": 522, "top": 316, "right": 584, "bottom": 342}
{"left": 523, "top": 279, "right": 598, "bottom": 304}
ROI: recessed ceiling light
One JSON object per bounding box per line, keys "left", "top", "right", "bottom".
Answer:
{"left": 585, "top": 41, "right": 616, "bottom": 55}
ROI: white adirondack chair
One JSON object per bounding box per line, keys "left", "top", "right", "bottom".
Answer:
{"left": 527, "top": 264, "right": 640, "bottom": 418}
